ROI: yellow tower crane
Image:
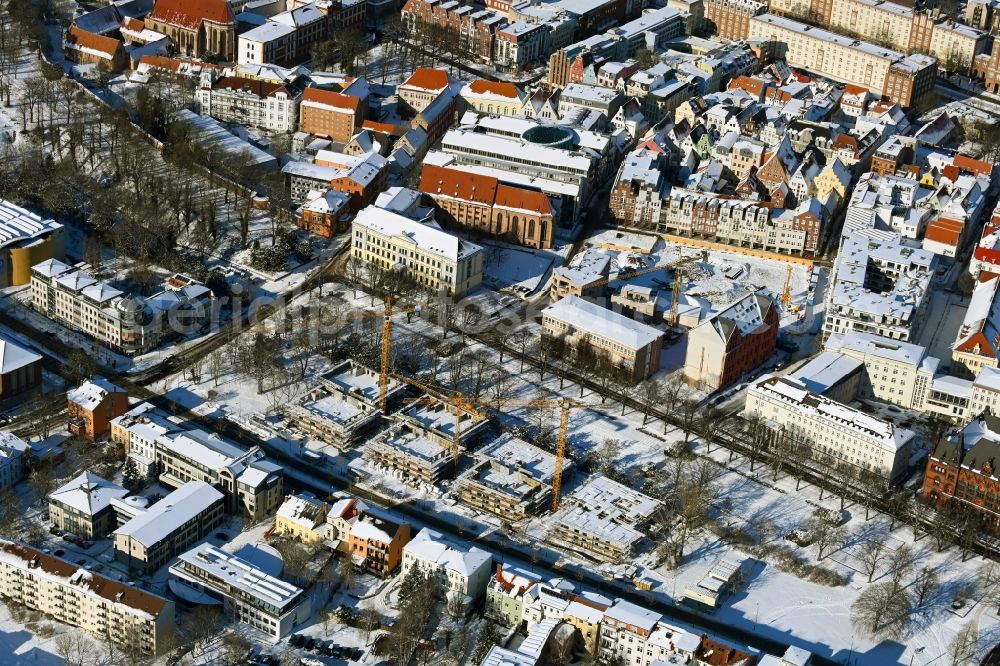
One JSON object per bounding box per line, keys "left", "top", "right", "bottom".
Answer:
{"left": 780, "top": 264, "right": 793, "bottom": 310}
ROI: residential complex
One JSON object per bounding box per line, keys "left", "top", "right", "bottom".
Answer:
{"left": 111, "top": 403, "right": 284, "bottom": 521}
{"left": 748, "top": 14, "right": 937, "bottom": 108}
{"left": 195, "top": 71, "right": 302, "bottom": 133}
{"left": 455, "top": 433, "right": 564, "bottom": 520}
{"left": 48, "top": 472, "right": 128, "bottom": 539}
{"left": 550, "top": 476, "right": 661, "bottom": 562}
{"left": 30, "top": 260, "right": 211, "bottom": 355}
{"left": 401, "top": 528, "right": 492, "bottom": 603}
{"left": 113, "top": 482, "right": 225, "bottom": 575}
{"left": 0, "top": 432, "right": 27, "bottom": 490}
{"left": 0, "top": 541, "right": 175, "bottom": 655}
{"left": 823, "top": 233, "right": 934, "bottom": 342}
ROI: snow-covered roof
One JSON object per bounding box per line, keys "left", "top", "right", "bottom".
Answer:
{"left": 171, "top": 543, "right": 302, "bottom": 611}
{"left": 67, "top": 377, "right": 124, "bottom": 411}
{"left": 788, "top": 352, "right": 863, "bottom": 395}
{"left": 604, "top": 599, "right": 660, "bottom": 632}
{"left": 825, "top": 331, "right": 935, "bottom": 371}
{"left": 113, "top": 482, "right": 222, "bottom": 548}
{"left": 0, "top": 201, "right": 61, "bottom": 250}
{"left": 404, "top": 528, "right": 491, "bottom": 577}
{"left": 0, "top": 336, "right": 41, "bottom": 375}
{"left": 352, "top": 206, "right": 481, "bottom": 262}
{"left": 543, "top": 295, "right": 664, "bottom": 350}
{"left": 0, "top": 431, "right": 28, "bottom": 458}
{"left": 49, "top": 472, "right": 128, "bottom": 517}
{"left": 276, "top": 493, "right": 326, "bottom": 531}
{"left": 350, "top": 511, "right": 405, "bottom": 543}
{"left": 750, "top": 375, "right": 914, "bottom": 451}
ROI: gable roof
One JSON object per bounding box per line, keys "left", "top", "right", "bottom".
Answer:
{"left": 148, "top": 0, "right": 234, "bottom": 29}
{"left": 0, "top": 336, "right": 41, "bottom": 375}
{"left": 402, "top": 67, "right": 450, "bottom": 92}
{"left": 212, "top": 76, "right": 290, "bottom": 98}
{"left": 419, "top": 164, "right": 498, "bottom": 206}
{"left": 467, "top": 79, "right": 520, "bottom": 99}
{"left": 495, "top": 183, "right": 552, "bottom": 216}
{"left": 65, "top": 26, "right": 122, "bottom": 60}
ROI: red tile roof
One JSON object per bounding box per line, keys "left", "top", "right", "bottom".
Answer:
{"left": 420, "top": 164, "right": 498, "bottom": 205}
{"left": 65, "top": 26, "right": 121, "bottom": 59}
{"left": 954, "top": 154, "right": 993, "bottom": 177}
{"left": 843, "top": 83, "right": 869, "bottom": 96}
{"left": 925, "top": 217, "right": 964, "bottom": 247}
{"left": 212, "top": 76, "right": 289, "bottom": 97}
{"left": 302, "top": 87, "right": 360, "bottom": 112}
{"left": 495, "top": 184, "right": 552, "bottom": 216}
{"left": 402, "top": 68, "right": 450, "bottom": 91}
{"left": 137, "top": 54, "right": 221, "bottom": 73}
{"left": 362, "top": 120, "right": 406, "bottom": 137}
{"left": 120, "top": 16, "right": 145, "bottom": 31}
{"left": 148, "top": 0, "right": 234, "bottom": 29}
{"left": 467, "top": 79, "right": 519, "bottom": 98}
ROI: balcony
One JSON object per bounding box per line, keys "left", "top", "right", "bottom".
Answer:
{"left": 68, "top": 416, "right": 86, "bottom": 436}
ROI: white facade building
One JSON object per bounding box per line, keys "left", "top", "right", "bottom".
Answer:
{"left": 401, "top": 528, "right": 492, "bottom": 604}
{"left": 0, "top": 432, "right": 27, "bottom": 489}
{"left": 350, "top": 207, "right": 483, "bottom": 297}
{"left": 745, "top": 374, "right": 915, "bottom": 484}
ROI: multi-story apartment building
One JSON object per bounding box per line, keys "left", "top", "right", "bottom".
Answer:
{"left": 170, "top": 543, "right": 308, "bottom": 638}
{"left": 419, "top": 164, "right": 556, "bottom": 250}
{"left": 598, "top": 600, "right": 703, "bottom": 666}
{"left": 0, "top": 432, "right": 26, "bottom": 490}
{"left": 111, "top": 403, "right": 283, "bottom": 521}
{"left": 495, "top": 21, "right": 548, "bottom": 70}
{"left": 145, "top": 0, "right": 236, "bottom": 61}
{"left": 48, "top": 472, "right": 128, "bottom": 539}
{"left": 704, "top": 0, "right": 765, "bottom": 39}
{"left": 542, "top": 296, "right": 664, "bottom": 382}
{"left": 609, "top": 149, "right": 666, "bottom": 230}
{"left": 459, "top": 79, "right": 525, "bottom": 116}
{"left": 0, "top": 335, "right": 42, "bottom": 400}
{"left": 953, "top": 276, "right": 1000, "bottom": 378}
{"left": 455, "top": 433, "right": 564, "bottom": 520}
{"left": 825, "top": 331, "right": 938, "bottom": 411}
{"left": 30, "top": 260, "right": 210, "bottom": 355}
{"left": 0, "top": 541, "right": 175, "bottom": 655}
{"left": 401, "top": 528, "right": 492, "bottom": 603}
{"left": 350, "top": 206, "right": 484, "bottom": 297}
{"left": 828, "top": 0, "right": 913, "bottom": 50}
{"left": 285, "top": 360, "right": 402, "bottom": 446}
{"left": 748, "top": 14, "right": 937, "bottom": 108}
{"left": 238, "top": 3, "right": 331, "bottom": 66}
{"left": 298, "top": 87, "right": 364, "bottom": 144}
{"left": 398, "top": 68, "right": 452, "bottom": 116}
{"left": 550, "top": 476, "right": 661, "bottom": 562}
{"left": 66, "top": 377, "right": 128, "bottom": 442}
{"left": 824, "top": 232, "right": 934, "bottom": 342}
{"left": 348, "top": 509, "right": 411, "bottom": 576}
{"left": 685, "top": 291, "right": 779, "bottom": 392}
{"left": 195, "top": 71, "right": 301, "bottom": 133}
{"left": 745, "top": 374, "right": 915, "bottom": 484}
{"left": 113, "top": 482, "right": 225, "bottom": 575}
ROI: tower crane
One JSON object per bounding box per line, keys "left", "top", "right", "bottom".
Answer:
{"left": 399, "top": 377, "right": 602, "bottom": 512}
{"left": 780, "top": 264, "right": 793, "bottom": 310}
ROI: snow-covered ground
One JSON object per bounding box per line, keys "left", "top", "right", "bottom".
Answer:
{"left": 143, "top": 272, "right": 998, "bottom": 665}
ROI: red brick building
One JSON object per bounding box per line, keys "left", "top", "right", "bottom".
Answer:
{"left": 923, "top": 413, "right": 1000, "bottom": 533}
{"left": 145, "top": 0, "right": 236, "bottom": 61}
{"left": 299, "top": 87, "right": 364, "bottom": 144}
{"left": 419, "top": 164, "right": 554, "bottom": 249}
{"left": 67, "top": 378, "right": 129, "bottom": 442}
{"left": 63, "top": 26, "right": 128, "bottom": 71}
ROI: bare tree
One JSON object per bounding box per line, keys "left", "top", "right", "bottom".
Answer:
{"left": 913, "top": 566, "right": 939, "bottom": 608}
{"left": 222, "top": 632, "right": 251, "bottom": 666}
{"left": 208, "top": 350, "right": 226, "bottom": 386}
{"left": 948, "top": 620, "right": 980, "bottom": 666}
{"left": 807, "top": 509, "right": 846, "bottom": 561}
{"left": 851, "top": 581, "right": 913, "bottom": 640}
{"left": 638, "top": 379, "right": 662, "bottom": 425}
{"left": 858, "top": 536, "right": 888, "bottom": 583}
